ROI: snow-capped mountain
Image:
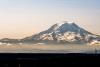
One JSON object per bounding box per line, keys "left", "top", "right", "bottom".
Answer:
{"left": 0, "top": 21, "right": 99, "bottom": 45}
{"left": 21, "top": 21, "right": 100, "bottom": 44}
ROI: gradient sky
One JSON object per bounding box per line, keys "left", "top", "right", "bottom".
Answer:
{"left": 0, "top": 0, "right": 100, "bottom": 39}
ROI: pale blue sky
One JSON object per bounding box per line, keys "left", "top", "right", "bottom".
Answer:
{"left": 0, "top": 0, "right": 100, "bottom": 39}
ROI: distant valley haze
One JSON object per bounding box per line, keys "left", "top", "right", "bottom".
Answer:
{"left": 0, "top": 0, "right": 100, "bottom": 39}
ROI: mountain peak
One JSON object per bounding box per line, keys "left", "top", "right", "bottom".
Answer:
{"left": 57, "top": 21, "right": 74, "bottom": 27}
{"left": 48, "top": 21, "right": 80, "bottom": 32}
{"left": 64, "top": 21, "right": 74, "bottom": 24}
